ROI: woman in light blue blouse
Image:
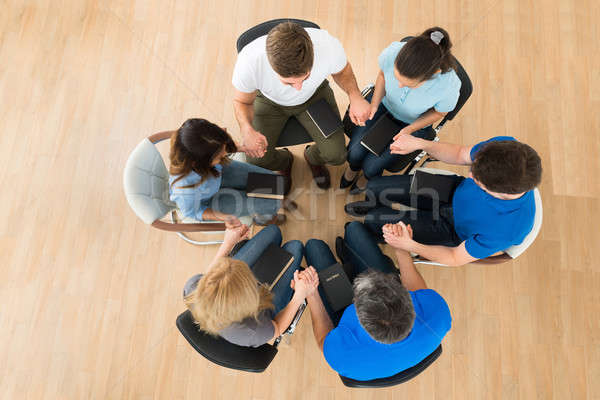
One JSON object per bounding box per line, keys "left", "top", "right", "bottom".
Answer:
{"left": 169, "top": 118, "right": 285, "bottom": 226}
{"left": 340, "top": 27, "right": 462, "bottom": 194}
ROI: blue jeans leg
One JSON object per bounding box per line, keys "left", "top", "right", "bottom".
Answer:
{"left": 343, "top": 221, "right": 397, "bottom": 275}
{"left": 270, "top": 240, "right": 305, "bottom": 314}
{"left": 304, "top": 239, "right": 343, "bottom": 325}
{"left": 232, "top": 225, "right": 282, "bottom": 266}
{"left": 213, "top": 160, "right": 281, "bottom": 218}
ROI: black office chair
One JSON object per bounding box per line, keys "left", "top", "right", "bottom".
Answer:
{"left": 339, "top": 345, "right": 443, "bottom": 388}
{"left": 176, "top": 301, "right": 306, "bottom": 373}
{"left": 236, "top": 19, "right": 320, "bottom": 147}
{"left": 342, "top": 36, "right": 473, "bottom": 173}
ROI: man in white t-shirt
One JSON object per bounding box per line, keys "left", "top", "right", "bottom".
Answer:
{"left": 232, "top": 22, "right": 370, "bottom": 189}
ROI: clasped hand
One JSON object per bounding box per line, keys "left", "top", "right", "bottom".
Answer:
{"left": 290, "top": 266, "right": 320, "bottom": 299}
{"left": 242, "top": 127, "right": 268, "bottom": 158}
{"left": 390, "top": 130, "right": 423, "bottom": 155}
{"left": 382, "top": 221, "right": 414, "bottom": 251}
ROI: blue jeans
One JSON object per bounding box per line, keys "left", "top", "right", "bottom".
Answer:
{"left": 233, "top": 225, "right": 304, "bottom": 314}
{"left": 304, "top": 225, "right": 397, "bottom": 325}
{"left": 207, "top": 160, "right": 281, "bottom": 219}
{"left": 363, "top": 174, "right": 464, "bottom": 246}
{"left": 347, "top": 94, "right": 436, "bottom": 179}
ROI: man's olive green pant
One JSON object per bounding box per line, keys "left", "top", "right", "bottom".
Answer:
{"left": 247, "top": 80, "right": 347, "bottom": 171}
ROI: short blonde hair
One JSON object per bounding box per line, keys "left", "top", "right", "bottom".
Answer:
{"left": 184, "top": 257, "right": 273, "bottom": 334}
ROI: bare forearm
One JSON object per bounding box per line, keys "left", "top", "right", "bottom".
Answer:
{"left": 233, "top": 100, "right": 254, "bottom": 131}
{"left": 202, "top": 208, "right": 231, "bottom": 222}
{"left": 405, "top": 110, "right": 445, "bottom": 134}
{"left": 409, "top": 241, "right": 465, "bottom": 266}
{"left": 420, "top": 140, "right": 469, "bottom": 165}
{"left": 370, "top": 71, "right": 386, "bottom": 107}
{"left": 394, "top": 250, "right": 427, "bottom": 290}
{"left": 272, "top": 294, "right": 305, "bottom": 337}
{"left": 306, "top": 294, "right": 334, "bottom": 351}
{"left": 332, "top": 63, "right": 362, "bottom": 99}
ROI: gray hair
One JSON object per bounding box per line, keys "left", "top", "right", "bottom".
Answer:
{"left": 353, "top": 269, "right": 415, "bottom": 344}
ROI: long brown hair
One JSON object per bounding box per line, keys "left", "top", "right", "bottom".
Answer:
{"left": 395, "top": 27, "right": 455, "bottom": 82}
{"left": 169, "top": 118, "right": 237, "bottom": 187}
{"left": 184, "top": 257, "right": 274, "bottom": 335}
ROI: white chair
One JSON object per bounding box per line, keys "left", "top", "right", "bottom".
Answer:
{"left": 400, "top": 167, "right": 543, "bottom": 266}
{"left": 123, "top": 131, "right": 250, "bottom": 245}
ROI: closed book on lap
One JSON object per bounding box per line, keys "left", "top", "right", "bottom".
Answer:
{"left": 409, "top": 170, "right": 457, "bottom": 203}
{"left": 360, "top": 113, "right": 403, "bottom": 156}
{"left": 318, "top": 263, "right": 354, "bottom": 312}
{"left": 306, "top": 98, "right": 342, "bottom": 139}
{"left": 252, "top": 243, "right": 294, "bottom": 290}
{"left": 246, "top": 172, "right": 285, "bottom": 200}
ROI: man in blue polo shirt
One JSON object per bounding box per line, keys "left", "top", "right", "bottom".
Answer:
{"left": 300, "top": 221, "right": 451, "bottom": 381}
{"left": 344, "top": 135, "right": 542, "bottom": 266}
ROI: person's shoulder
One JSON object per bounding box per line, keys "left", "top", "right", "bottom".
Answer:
{"left": 169, "top": 171, "right": 201, "bottom": 191}
{"left": 238, "top": 35, "right": 267, "bottom": 60}
{"left": 411, "top": 289, "right": 450, "bottom": 312}
{"left": 307, "top": 27, "right": 337, "bottom": 42}
{"left": 439, "top": 68, "right": 462, "bottom": 89}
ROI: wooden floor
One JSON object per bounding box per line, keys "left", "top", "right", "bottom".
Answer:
{"left": 1, "top": 0, "right": 599, "bottom": 399}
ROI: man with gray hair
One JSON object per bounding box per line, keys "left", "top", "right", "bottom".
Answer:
{"left": 301, "top": 221, "right": 452, "bottom": 381}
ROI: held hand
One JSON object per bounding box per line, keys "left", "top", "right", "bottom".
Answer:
{"left": 242, "top": 127, "right": 268, "bottom": 158}
{"left": 383, "top": 221, "right": 414, "bottom": 251}
{"left": 349, "top": 95, "right": 371, "bottom": 126}
{"left": 390, "top": 130, "right": 423, "bottom": 155}
{"left": 223, "top": 224, "right": 249, "bottom": 246}
{"left": 291, "top": 266, "right": 319, "bottom": 297}
{"left": 224, "top": 215, "right": 242, "bottom": 229}
{"left": 368, "top": 104, "right": 378, "bottom": 121}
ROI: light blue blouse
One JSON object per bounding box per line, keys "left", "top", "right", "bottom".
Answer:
{"left": 169, "top": 165, "right": 222, "bottom": 220}
{"left": 379, "top": 41, "right": 462, "bottom": 124}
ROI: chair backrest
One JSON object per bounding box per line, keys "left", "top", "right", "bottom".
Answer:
{"left": 504, "top": 188, "right": 543, "bottom": 258}
{"left": 176, "top": 310, "right": 278, "bottom": 373}
{"left": 339, "top": 345, "right": 442, "bottom": 388}
{"left": 236, "top": 19, "right": 320, "bottom": 53}
{"left": 399, "top": 36, "right": 473, "bottom": 125}
{"left": 123, "top": 138, "right": 175, "bottom": 224}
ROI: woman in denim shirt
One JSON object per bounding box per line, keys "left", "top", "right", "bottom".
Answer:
{"left": 169, "top": 118, "right": 285, "bottom": 226}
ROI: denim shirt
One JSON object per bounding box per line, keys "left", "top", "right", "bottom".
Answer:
{"left": 169, "top": 165, "right": 222, "bottom": 220}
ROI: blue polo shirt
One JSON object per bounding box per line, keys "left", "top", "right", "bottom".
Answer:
{"left": 378, "top": 41, "right": 461, "bottom": 124}
{"left": 169, "top": 165, "right": 223, "bottom": 220}
{"left": 323, "top": 289, "right": 451, "bottom": 381}
{"left": 452, "top": 137, "right": 536, "bottom": 259}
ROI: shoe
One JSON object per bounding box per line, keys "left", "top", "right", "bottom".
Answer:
{"left": 303, "top": 145, "right": 331, "bottom": 189}
{"left": 339, "top": 168, "right": 360, "bottom": 189}
{"left": 349, "top": 177, "right": 367, "bottom": 195}
{"left": 335, "top": 236, "right": 347, "bottom": 264}
{"left": 344, "top": 201, "right": 375, "bottom": 217}
{"left": 282, "top": 199, "right": 298, "bottom": 212}
{"left": 253, "top": 214, "right": 286, "bottom": 226}
{"left": 277, "top": 148, "right": 294, "bottom": 195}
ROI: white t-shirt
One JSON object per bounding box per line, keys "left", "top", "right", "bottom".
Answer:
{"left": 232, "top": 28, "right": 348, "bottom": 107}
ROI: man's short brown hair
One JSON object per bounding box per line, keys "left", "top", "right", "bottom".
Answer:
{"left": 266, "top": 22, "right": 314, "bottom": 77}
{"left": 471, "top": 140, "right": 542, "bottom": 194}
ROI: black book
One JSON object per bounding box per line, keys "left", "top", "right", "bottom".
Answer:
{"left": 409, "top": 170, "right": 457, "bottom": 203}
{"left": 246, "top": 172, "right": 285, "bottom": 200}
{"left": 318, "top": 263, "right": 354, "bottom": 312}
{"left": 360, "top": 113, "right": 403, "bottom": 156}
{"left": 252, "top": 243, "right": 294, "bottom": 290}
{"left": 306, "top": 98, "right": 342, "bottom": 139}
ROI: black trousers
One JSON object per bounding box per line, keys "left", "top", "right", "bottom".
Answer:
{"left": 363, "top": 174, "right": 465, "bottom": 246}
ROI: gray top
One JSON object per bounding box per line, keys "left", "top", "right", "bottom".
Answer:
{"left": 183, "top": 274, "right": 275, "bottom": 347}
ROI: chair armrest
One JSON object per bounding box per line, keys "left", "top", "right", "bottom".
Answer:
{"left": 148, "top": 130, "right": 175, "bottom": 144}
{"left": 151, "top": 219, "right": 226, "bottom": 232}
